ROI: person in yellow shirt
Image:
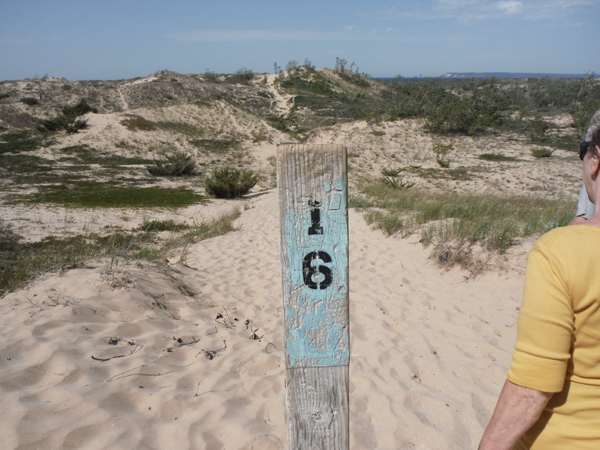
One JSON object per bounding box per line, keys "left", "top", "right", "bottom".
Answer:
{"left": 479, "top": 123, "right": 600, "bottom": 450}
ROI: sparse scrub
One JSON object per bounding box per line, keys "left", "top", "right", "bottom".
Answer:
{"left": 20, "top": 97, "right": 39, "bottom": 106}
{"left": 355, "top": 181, "right": 574, "bottom": 271}
{"left": 432, "top": 143, "right": 453, "bottom": 168}
{"left": 479, "top": 153, "right": 519, "bottom": 162}
{"left": 147, "top": 151, "right": 197, "bottom": 177}
{"left": 22, "top": 185, "right": 207, "bottom": 208}
{"left": 205, "top": 167, "right": 261, "bottom": 199}
{"left": 136, "top": 220, "right": 190, "bottom": 232}
{"left": 37, "top": 99, "right": 96, "bottom": 133}
{"left": 531, "top": 147, "right": 554, "bottom": 158}
{"left": 0, "top": 210, "right": 240, "bottom": 296}
{"left": 120, "top": 116, "right": 157, "bottom": 131}
{"left": 189, "top": 138, "right": 239, "bottom": 153}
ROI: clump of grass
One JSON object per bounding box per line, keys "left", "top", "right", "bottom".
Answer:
{"left": 433, "top": 143, "right": 453, "bottom": 168}
{"left": 120, "top": 116, "right": 157, "bottom": 132}
{"left": 379, "top": 176, "right": 414, "bottom": 190}
{"left": 20, "top": 97, "right": 39, "bottom": 106}
{"left": 23, "top": 185, "right": 207, "bottom": 208}
{"left": 157, "top": 121, "right": 204, "bottom": 137}
{"left": 371, "top": 130, "right": 386, "bottom": 137}
{"left": 381, "top": 167, "right": 404, "bottom": 177}
{"left": 0, "top": 209, "right": 241, "bottom": 296}
{"left": 0, "top": 131, "right": 47, "bottom": 154}
{"left": 205, "top": 167, "right": 261, "bottom": 199}
{"left": 531, "top": 147, "right": 554, "bottom": 158}
{"left": 136, "top": 220, "right": 190, "bottom": 232}
{"left": 364, "top": 211, "right": 404, "bottom": 236}
{"left": 37, "top": 99, "right": 96, "bottom": 133}
{"left": 357, "top": 181, "right": 574, "bottom": 271}
{"left": 479, "top": 153, "right": 519, "bottom": 162}
{"left": 147, "top": 152, "right": 197, "bottom": 177}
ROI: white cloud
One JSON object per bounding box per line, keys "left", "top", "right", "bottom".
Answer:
{"left": 497, "top": 1, "right": 524, "bottom": 14}
{"left": 379, "top": 0, "right": 596, "bottom": 21}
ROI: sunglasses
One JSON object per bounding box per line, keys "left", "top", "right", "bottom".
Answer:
{"left": 580, "top": 141, "right": 590, "bottom": 161}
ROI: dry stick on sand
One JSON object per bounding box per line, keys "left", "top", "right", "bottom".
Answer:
{"left": 104, "top": 351, "right": 167, "bottom": 382}
{"left": 91, "top": 344, "right": 143, "bottom": 362}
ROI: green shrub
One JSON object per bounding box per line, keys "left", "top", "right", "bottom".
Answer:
{"left": 147, "top": 152, "right": 197, "bottom": 177}
{"left": 21, "top": 97, "right": 39, "bottom": 106}
{"left": 62, "top": 99, "right": 97, "bottom": 117}
{"left": 37, "top": 99, "right": 95, "bottom": 133}
{"left": 433, "top": 143, "right": 453, "bottom": 168}
{"left": 205, "top": 167, "right": 262, "bottom": 199}
{"left": 136, "top": 220, "right": 190, "bottom": 232}
{"left": 120, "top": 116, "right": 157, "bottom": 131}
{"left": 479, "top": 153, "right": 519, "bottom": 162}
{"left": 531, "top": 147, "right": 554, "bottom": 158}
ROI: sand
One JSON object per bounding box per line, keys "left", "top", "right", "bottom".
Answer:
{"left": 0, "top": 189, "right": 527, "bottom": 449}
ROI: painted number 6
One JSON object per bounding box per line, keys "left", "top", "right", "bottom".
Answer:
{"left": 303, "top": 251, "right": 333, "bottom": 290}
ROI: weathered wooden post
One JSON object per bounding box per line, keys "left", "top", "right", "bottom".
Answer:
{"left": 277, "top": 144, "right": 350, "bottom": 450}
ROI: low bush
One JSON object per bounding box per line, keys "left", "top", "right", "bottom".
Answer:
{"left": 20, "top": 97, "right": 39, "bottom": 106}
{"left": 531, "top": 147, "right": 554, "bottom": 158}
{"left": 479, "top": 153, "right": 519, "bottom": 162}
{"left": 205, "top": 167, "right": 262, "bottom": 199}
{"left": 120, "top": 116, "right": 157, "bottom": 132}
{"left": 136, "top": 220, "right": 190, "bottom": 232}
{"left": 37, "top": 99, "right": 95, "bottom": 133}
{"left": 147, "top": 152, "right": 197, "bottom": 177}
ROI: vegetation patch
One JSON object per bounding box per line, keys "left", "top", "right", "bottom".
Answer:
{"left": 0, "top": 209, "right": 240, "bottom": 296}
{"left": 205, "top": 167, "right": 261, "bottom": 199}
{"left": 120, "top": 115, "right": 158, "bottom": 132}
{"left": 189, "top": 139, "right": 240, "bottom": 153}
{"left": 353, "top": 181, "right": 574, "bottom": 272}
{"left": 0, "top": 131, "right": 47, "bottom": 154}
{"left": 59, "top": 145, "right": 154, "bottom": 166}
{"left": 136, "top": 220, "right": 190, "bottom": 232}
{"left": 156, "top": 121, "right": 204, "bottom": 137}
{"left": 23, "top": 185, "right": 207, "bottom": 208}
{"left": 531, "top": 147, "right": 554, "bottom": 158}
{"left": 479, "top": 153, "right": 520, "bottom": 162}
{"left": 147, "top": 152, "right": 197, "bottom": 177}
{"left": 37, "top": 99, "right": 96, "bottom": 133}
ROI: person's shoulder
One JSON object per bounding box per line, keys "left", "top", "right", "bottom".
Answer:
{"left": 536, "top": 225, "right": 600, "bottom": 251}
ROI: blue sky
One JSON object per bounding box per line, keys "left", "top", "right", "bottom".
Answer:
{"left": 1, "top": 0, "right": 598, "bottom": 81}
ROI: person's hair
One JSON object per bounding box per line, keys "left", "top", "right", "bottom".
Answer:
{"left": 591, "top": 125, "right": 600, "bottom": 149}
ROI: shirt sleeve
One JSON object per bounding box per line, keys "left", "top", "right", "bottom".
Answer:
{"left": 507, "top": 242, "right": 574, "bottom": 392}
{"left": 576, "top": 184, "right": 595, "bottom": 219}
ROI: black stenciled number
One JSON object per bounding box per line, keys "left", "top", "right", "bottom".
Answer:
{"left": 303, "top": 251, "right": 333, "bottom": 289}
{"left": 308, "top": 200, "right": 323, "bottom": 235}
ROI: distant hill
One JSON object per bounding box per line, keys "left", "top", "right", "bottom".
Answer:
{"left": 439, "top": 72, "right": 598, "bottom": 80}
{"left": 376, "top": 73, "right": 598, "bottom": 82}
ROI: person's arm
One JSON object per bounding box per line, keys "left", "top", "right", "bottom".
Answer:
{"left": 479, "top": 379, "right": 552, "bottom": 450}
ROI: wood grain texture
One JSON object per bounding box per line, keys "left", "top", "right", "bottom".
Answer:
{"left": 277, "top": 144, "right": 349, "bottom": 450}
{"left": 287, "top": 366, "right": 349, "bottom": 450}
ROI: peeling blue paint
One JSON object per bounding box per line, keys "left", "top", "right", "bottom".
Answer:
{"left": 284, "top": 176, "right": 349, "bottom": 367}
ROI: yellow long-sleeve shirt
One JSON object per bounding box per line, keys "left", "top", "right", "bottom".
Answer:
{"left": 508, "top": 225, "right": 600, "bottom": 449}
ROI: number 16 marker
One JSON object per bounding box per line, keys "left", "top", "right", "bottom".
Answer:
{"left": 278, "top": 144, "right": 349, "bottom": 450}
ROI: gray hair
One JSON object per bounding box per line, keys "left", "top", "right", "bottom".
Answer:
{"left": 585, "top": 109, "right": 600, "bottom": 142}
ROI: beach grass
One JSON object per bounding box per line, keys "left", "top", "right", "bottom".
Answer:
{"left": 22, "top": 184, "right": 207, "bottom": 208}
{"left": 0, "top": 208, "right": 241, "bottom": 296}
{"left": 351, "top": 181, "right": 575, "bottom": 268}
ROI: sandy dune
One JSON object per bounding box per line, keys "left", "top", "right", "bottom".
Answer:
{"left": 0, "top": 190, "right": 526, "bottom": 449}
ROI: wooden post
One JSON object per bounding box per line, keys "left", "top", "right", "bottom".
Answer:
{"left": 277, "top": 144, "right": 349, "bottom": 450}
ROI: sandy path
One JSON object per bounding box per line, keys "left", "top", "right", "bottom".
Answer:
{"left": 0, "top": 190, "right": 525, "bottom": 449}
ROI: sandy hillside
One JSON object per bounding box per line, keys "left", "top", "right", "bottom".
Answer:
{"left": 0, "top": 189, "right": 526, "bottom": 450}
{"left": 0, "top": 70, "right": 589, "bottom": 449}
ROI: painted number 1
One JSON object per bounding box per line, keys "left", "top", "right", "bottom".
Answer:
{"left": 303, "top": 200, "right": 333, "bottom": 290}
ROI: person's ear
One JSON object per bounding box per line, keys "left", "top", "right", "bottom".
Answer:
{"left": 592, "top": 148, "right": 600, "bottom": 177}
